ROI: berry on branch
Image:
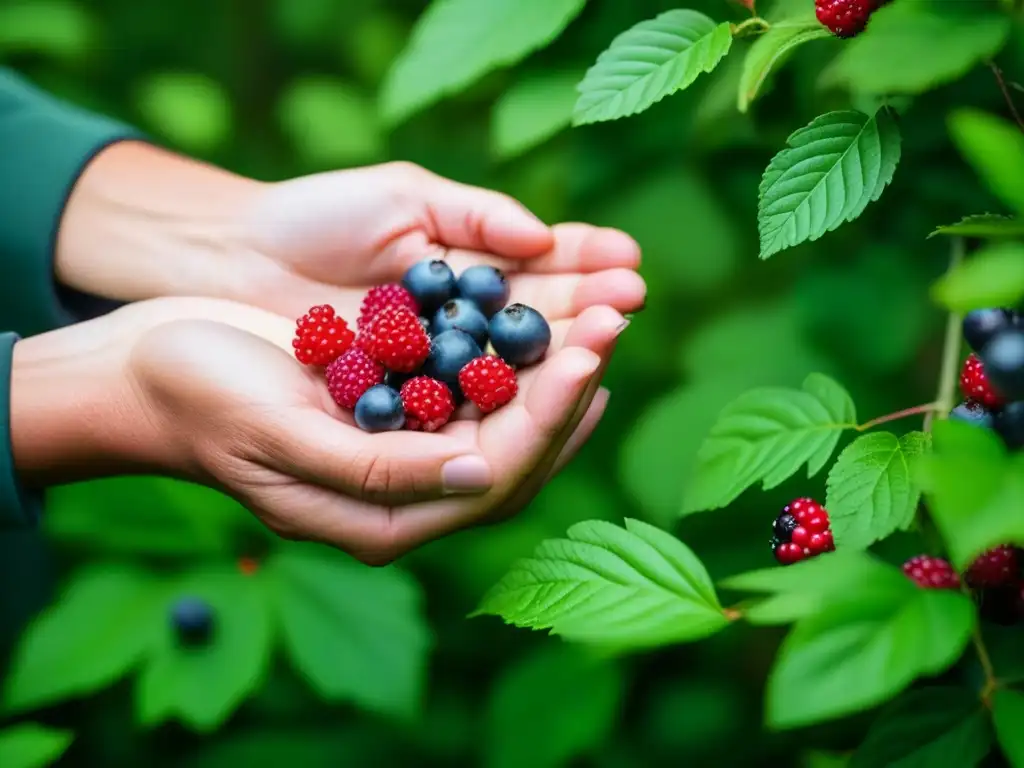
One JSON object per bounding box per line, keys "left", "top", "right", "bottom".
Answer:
{"left": 771, "top": 498, "right": 835, "bottom": 565}
{"left": 959, "top": 353, "right": 1006, "bottom": 410}
{"left": 902, "top": 556, "right": 960, "bottom": 590}
{"left": 966, "top": 545, "right": 1020, "bottom": 589}
{"left": 815, "top": 0, "right": 874, "bottom": 38}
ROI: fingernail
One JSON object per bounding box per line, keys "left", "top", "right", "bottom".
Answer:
{"left": 442, "top": 455, "right": 493, "bottom": 494}
{"left": 615, "top": 318, "right": 631, "bottom": 335}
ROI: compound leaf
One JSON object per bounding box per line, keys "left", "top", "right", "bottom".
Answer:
{"left": 826, "top": 431, "right": 930, "bottom": 551}
{"left": 381, "top": 0, "right": 586, "bottom": 126}
{"left": 474, "top": 518, "right": 728, "bottom": 651}
{"left": 852, "top": 687, "right": 992, "bottom": 768}
{"left": 758, "top": 109, "right": 901, "bottom": 259}
{"left": 573, "top": 9, "right": 732, "bottom": 126}
{"left": 682, "top": 374, "right": 856, "bottom": 514}
{"left": 268, "top": 546, "right": 432, "bottom": 721}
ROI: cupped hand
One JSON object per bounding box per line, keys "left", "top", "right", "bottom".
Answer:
{"left": 233, "top": 161, "right": 646, "bottom": 323}
{"left": 121, "top": 298, "right": 627, "bottom": 565}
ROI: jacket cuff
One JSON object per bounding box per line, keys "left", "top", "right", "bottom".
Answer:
{"left": 0, "top": 333, "right": 41, "bottom": 529}
{"left": 0, "top": 71, "right": 143, "bottom": 337}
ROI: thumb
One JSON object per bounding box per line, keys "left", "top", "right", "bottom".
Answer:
{"left": 266, "top": 409, "right": 494, "bottom": 505}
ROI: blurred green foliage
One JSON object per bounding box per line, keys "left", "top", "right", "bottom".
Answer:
{"left": 1, "top": 0, "right": 1023, "bottom": 765}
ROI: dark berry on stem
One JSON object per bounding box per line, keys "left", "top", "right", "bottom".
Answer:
{"left": 488, "top": 303, "right": 551, "bottom": 367}
{"left": 949, "top": 400, "right": 995, "bottom": 430}
{"left": 966, "top": 545, "right": 1019, "bottom": 588}
{"left": 353, "top": 385, "right": 405, "bottom": 433}
{"left": 402, "top": 259, "right": 457, "bottom": 315}
{"left": 456, "top": 265, "right": 511, "bottom": 317}
{"left": 981, "top": 329, "right": 1024, "bottom": 401}
{"left": 423, "top": 329, "right": 482, "bottom": 393}
{"left": 171, "top": 596, "right": 214, "bottom": 646}
{"left": 963, "top": 308, "right": 1016, "bottom": 354}
{"left": 994, "top": 401, "right": 1024, "bottom": 449}
{"left": 432, "top": 298, "right": 489, "bottom": 346}
{"left": 902, "top": 556, "right": 960, "bottom": 590}
{"left": 959, "top": 354, "right": 1006, "bottom": 409}
{"left": 772, "top": 513, "right": 798, "bottom": 542}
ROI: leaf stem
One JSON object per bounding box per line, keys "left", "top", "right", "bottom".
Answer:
{"left": 855, "top": 403, "right": 941, "bottom": 432}
{"left": 923, "top": 237, "right": 966, "bottom": 433}
{"left": 990, "top": 61, "right": 1024, "bottom": 135}
{"left": 972, "top": 625, "right": 999, "bottom": 707}
{"left": 731, "top": 17, "right": 770, "bottom": 37}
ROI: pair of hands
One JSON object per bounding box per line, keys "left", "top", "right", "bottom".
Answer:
{"left": 18, "top": 159, "right": 645, "bottom": 564}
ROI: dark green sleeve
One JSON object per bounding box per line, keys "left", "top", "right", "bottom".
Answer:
{"left": 0, "top": 67, "right": 145, "bottom": 338}
{"left": 0, "top": 333, "right": 39, "bottom": 529}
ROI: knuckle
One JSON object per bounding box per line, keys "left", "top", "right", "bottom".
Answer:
{"left": 383, "top": 160, "right": 429, "bottom": 183}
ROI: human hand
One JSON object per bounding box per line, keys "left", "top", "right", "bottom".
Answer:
{"left": 10, "top": 296, "right": 626, "bottom": 564}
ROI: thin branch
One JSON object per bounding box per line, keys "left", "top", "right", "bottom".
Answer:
{"left": 989, "top": 61, "right": 1024, "bottom": 135}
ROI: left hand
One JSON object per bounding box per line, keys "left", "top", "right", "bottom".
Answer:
{"left": 233, "top": 161, "right": 647, "bottom": 322}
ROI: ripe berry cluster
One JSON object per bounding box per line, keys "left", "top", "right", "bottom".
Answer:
{"left": 291, "top": 260, "right": 551, "bottom": 433}
{"left": 814, "top": 0, "right": 891, "bottom": 39}
{"left": 901, "top": 547, "right": 1024, "bottom": 624}
{"left": 770, "top": 497, "right": 836, "bottom": 565}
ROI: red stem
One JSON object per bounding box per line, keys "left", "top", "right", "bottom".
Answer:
{"left": 856, "top": 403, "right": 940, "bottom": 432}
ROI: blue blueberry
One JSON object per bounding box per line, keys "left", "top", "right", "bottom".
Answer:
{"left": 488, "top": 303, "right": 551, "bottom": 366}
{"left": 354, "top": 385, "right": 405, "bottom": 433}
{"left": 981, "top": 329, "right": 1024, "bottom": 400}
{"left": 456, "top": 265, "right": 510, "bottom": 317}
{"left": 963, "top": 308, "right": 1017, "bottom": 353}
{"left": 995, "top": 401, "right": 1024, "bottom": 450}
{"left": 432, "top": 298, "right": 488, "bottom": 346}
{"left": 171, "top": 596, "right": 214, "bottom": 646}
{"left": 949, "top": 400, "right": 995, "bottom": 430}
{"left": 402, "top": 259, "right": 457, "bottom": 314}
{"left": 423, "top": 329, "right": 481, "bottom": 393}
{"left": 384, "top": 370, "right": 416, "bottom": 391}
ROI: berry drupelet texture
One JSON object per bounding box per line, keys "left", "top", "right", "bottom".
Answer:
{"left": 326, "top": 347, "right": 385, "bottom": 410}
{"left": 359, "top": 304, "right": 432, "bottom": 373}
{"left": 400, "top": 376, "right": 456, "bottom": 432}
{"left": 424, "top": 329, "right": 483, "bottom": 393}
{"left": 966, "top": 545, "right": 1020, "bottom": 589}
{"left": 815, "top": 0, "right": 874, "bottom": 38}
{"left": 459, "top": 355, "right": 518, "bottom": 413}
{"left": 959, "top": 353, "right": 1006, "bottom": 410}
{"left": 902, "top": 556, "right": 960, "bottom": 590}
{"left": 358, "top": 283, "right": 419, "bottom": 331}
{"left": 771, "top": 498, "right": 835, "bottom": 565}
{"left": 353, "top": 385, "right": 405, "bottom": 433}
{"left": 292, "top": 304, "right": 355, "bottom": 366}
{"left": 402, "top": 259, "right": 458, "bottom": 315}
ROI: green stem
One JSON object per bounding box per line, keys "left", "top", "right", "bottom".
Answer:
{"left": 731, "top": 17, "right": 770, "bottom": 37}
{"left": 923, "top": 237, "right": 966, "bottom": 433}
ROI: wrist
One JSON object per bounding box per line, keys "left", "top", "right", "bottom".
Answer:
{"left": 9, "top": 320, "right": 171, "bottom": 487}
{"left": 54, "top": 141, "right": 267, "bottom": 304}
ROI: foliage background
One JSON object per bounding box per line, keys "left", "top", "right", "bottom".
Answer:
{"left": 0, "top": 0, "right": 1021, "bottom": 765}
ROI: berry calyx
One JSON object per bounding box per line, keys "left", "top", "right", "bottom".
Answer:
{"left": 292, "top": 304, "right": 355, "bottom": 366}
{"left": 902, "top": 556, "right": 960, "bottom": 590}
{"left": 959, "top": 353, "right": 1006, "bottom": 410}
{"left": 400, "top": 376, "right": 456, "bottom": 432}
{"left": 358, "top": 283, "right": 419, "bottom": 331}
{"left": 966, "top": 545, "right": 1020, "bottom": 588}
{"left": 360, "top": 304, "right": 432, "bottom": 373}
{"left": 815, "top": 0, "right": 874, "bottom": 38}
{"left": 458, "top": 356, "right": 518, "bottom": 413}
{"left": 326, "top": 347, "right": 385, "bottom": 410}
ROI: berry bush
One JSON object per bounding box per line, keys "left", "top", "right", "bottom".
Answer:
{"left": 4, "top": 0, "right": 1024, "bottom": 766}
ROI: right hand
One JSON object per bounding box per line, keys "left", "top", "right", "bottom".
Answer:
{"left": 10, "top": 297, "right": 625, "bottom": 564}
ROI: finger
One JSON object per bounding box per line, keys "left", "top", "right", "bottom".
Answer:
{"left": 505, "top": 268, "right": 647, "bottom": 321}
{"left": 545, "top": 388, "right": 610, "bottom": 480}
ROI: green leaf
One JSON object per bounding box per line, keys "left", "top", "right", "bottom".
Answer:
{"left": 826, "top": 431, "right": 930, "bottom": 551}
{"left": 473, "top": 518, "right": 729, "bottom": 651}
{"left": 917, "top": 420, "right": 1024, "bottom": 570}
{"left": 277, "top": 77, "right": 383, "bottom": 166}
{"left": 766, "top": 569, "right": 976, "bottom": 728}
{"left": 0, "top": 724, "right": 75, "bottom": 768}
{"left": 851, "top": 687, "right": 992, "bottom": 768}
{"left": 949, "top": 109, "right": 1024, "bottom": 216}
{"left": 737, "top": 16, "right": 831, "bottom": 112}
{"left": 682, "top": 374, "right": 856, "bottom": 514}
{"left": 380, "top": 0, "right": 586, "bottom": 126}
{"left": 993, "top": 689, "right": 1024, "bottom": 767}
{"left": 931, "top": 241, "right": 1024, "bottom": 313}
{"left": 3, "top": 566, "right": 158, "bottom": 713}
{"left": 0, "top": 0, "right": 98, "bottom": 62}
{"left": 268, "top": 546, "right": 431, "bottom": 721}
{"left": 136, "top": 565, "right": 272, "bottom": 732}
{"left": 757, "top": 109, "right": 901, "bottom": 259}
{"left": 572, "top": 10, "right": 732, "bottom": 126}
{"left": 491, "top": 70, "right": 579, "bottom": 160}
{"left": 821, "top": 3, "right": 1009, "bottom": 97}
{"left": 930, "top": 214, "right": 1024, "bottom": 240}
{"left": 134, "top": 72, "right": 232, "bottom": 153}
{"left": 484, "top": 644, "right": 623, "bottom": 768}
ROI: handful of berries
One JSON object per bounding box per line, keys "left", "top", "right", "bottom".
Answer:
{"left": 290, "top": 259, "right": 551, "bottom": 434}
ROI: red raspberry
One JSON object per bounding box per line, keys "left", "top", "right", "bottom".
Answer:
{"left": 959, "top": 353, "right": 1006, "bottom": 409}
{"left": 966, "top": 545, "right": 1020, "bottom": 588}
{"left": 815, "top": 0, "right": 874, "bottom": 38}
{"left": 360, "top": 305, "right": 431, "bottom": 373}
{"left": 773, "top": 542, "right": 804, "bottom": 565}
{"left": 772, "top": 498, "right": 835, "bottom": 565}
{"left": 358, "top": 283, "right": 419, "bottom": 331}
{"left": 458, "top": 356, "right": 518, "bottom": 413}
{"left": 292, "top": 304, "right": 355, "bottom": 366}
{"left": 902, "top": 555, "right": 960, "bottom": 590}
{"left": 325, "top": 347, "right": 385, "bottom": 409}
{"left": 400, "top": 376, "right": 455, "bottom": 432}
